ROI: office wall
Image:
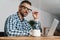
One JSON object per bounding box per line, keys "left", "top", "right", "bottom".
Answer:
{"left": 0, "top": 0, "right": 56, "bottom": 32}
{"left": 26, "top": 0, "right": 57, "bottom": 28}
{"left": 0, "top": 0, "right": 22, "bottom": 32}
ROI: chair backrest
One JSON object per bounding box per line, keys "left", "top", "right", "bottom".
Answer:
{"left": 47, "top": 18, "right": 59, "bottom": 36}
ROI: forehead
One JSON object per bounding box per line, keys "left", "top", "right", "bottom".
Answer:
{"left": 21, "top": 3, "right": 31, "bottom": 9}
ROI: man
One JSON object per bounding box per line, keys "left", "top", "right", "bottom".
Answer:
{"left": 4, "top": 0, "right": 42, "bottom": 36}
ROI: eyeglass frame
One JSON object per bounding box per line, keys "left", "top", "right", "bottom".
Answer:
{"left": 20, "top": 5, "right": 32, "bottom": 12}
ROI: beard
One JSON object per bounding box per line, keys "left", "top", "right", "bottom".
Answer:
{"left": 20, "top": 12, "right": 24, "bottom": 17}
{"left": 20, "top": 12, "right": 28, "bottom": 17}
{"left": 18, "top": 9, "right": 28, "bottom": 17}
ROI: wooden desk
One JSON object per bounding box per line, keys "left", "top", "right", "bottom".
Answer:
{"left": 0, "top": 36, "right": 60, "bottom": 40}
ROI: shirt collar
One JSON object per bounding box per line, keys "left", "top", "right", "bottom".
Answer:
{"left": 17, "top": 12, "right": 25, "bottom": 22}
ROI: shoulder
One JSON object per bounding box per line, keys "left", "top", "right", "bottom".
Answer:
{"left": 6, "top": 12, "right": 18, "bottom": 20}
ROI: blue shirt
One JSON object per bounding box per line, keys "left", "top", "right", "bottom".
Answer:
{"left": 4, "top": 12, "right": 41, "bottom": 36}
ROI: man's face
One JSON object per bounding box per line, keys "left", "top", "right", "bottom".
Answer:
{"left": 19, "top": 3, "right": 32, "bottom": 17}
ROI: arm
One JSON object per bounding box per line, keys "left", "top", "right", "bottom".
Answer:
{"left": 32, "top": 11, "right": 42, "bottom": 32}
{"left": 5, "top": 16, "right": 22, "bottom": 36}
{"left": 33, "top": 20, "right": 42, "bottom": 32}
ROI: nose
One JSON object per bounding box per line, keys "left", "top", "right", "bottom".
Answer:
{"left": 25, "top": 8, "right": 29, "bottom": 13}
{"left": 24, "top": 9, "right": 28, "bottom": 14}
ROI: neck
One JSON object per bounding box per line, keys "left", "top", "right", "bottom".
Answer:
{"left": 17, "top": 12, "right": 24, "bottom": 20}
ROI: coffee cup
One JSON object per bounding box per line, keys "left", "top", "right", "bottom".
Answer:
{"left": 30, "top": 29, "right": 41, "bottom": 37}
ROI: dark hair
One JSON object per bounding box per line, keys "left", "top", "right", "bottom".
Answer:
{"left": 20, "top": 0, "right": 32, "bottom": 6}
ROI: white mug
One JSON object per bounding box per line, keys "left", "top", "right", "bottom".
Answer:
{"left": 30, "top": 29, "right": 41, "bottom": 37}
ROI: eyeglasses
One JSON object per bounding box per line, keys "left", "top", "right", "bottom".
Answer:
{"left": 20, "top": 5, "right": 32, "bottom": 12}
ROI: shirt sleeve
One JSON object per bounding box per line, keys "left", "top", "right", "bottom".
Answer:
{"left": 33, "top": 20, "right": 42, "bottom": 32}
{"left": 28, "top": 20, "right": 42, "bottom": 32}
{"left": 5, "top": 16, "right": 23, "bottom": 36}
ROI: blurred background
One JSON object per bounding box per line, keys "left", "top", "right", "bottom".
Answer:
{"left": 0, "top": 0, "right": 60, "bottom": 36}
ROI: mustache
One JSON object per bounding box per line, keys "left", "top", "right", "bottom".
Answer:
{"left": 25, "top": 11, "right": 28, "bottom": 13}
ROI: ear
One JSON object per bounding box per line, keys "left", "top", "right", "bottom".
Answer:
{"left": 18, "top": 5, "right": 21, "bottom": 9}
{"left": 18, "top": 6, "right": 21, "bottom": 12}
{"left": 19, "top": 5, "right": 21, "bottom": 8}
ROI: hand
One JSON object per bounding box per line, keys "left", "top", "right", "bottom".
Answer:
{"left": 32, "top": 11, "right": 39, "bottom": 20}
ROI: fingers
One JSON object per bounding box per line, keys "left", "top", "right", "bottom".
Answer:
{"left": 32, "top": 11, "right": 39, "bottom": 19}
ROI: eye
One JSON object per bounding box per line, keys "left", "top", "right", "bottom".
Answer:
{"left": 20, "top": 5, "right": 32, "bottom": 12}
{"left": 24, "top": 7, "right": 26, "bottom": 9}
{"left": 27, "top": 8, "right": 32, "bottom": 12}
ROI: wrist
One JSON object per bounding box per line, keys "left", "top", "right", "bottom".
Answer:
{"left": 34, "top": 19, "right": 39, "bottom": 22}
